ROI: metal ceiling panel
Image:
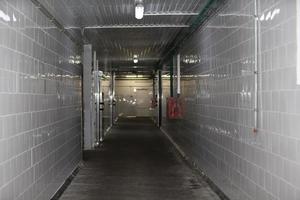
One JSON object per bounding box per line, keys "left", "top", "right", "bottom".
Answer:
{"left": 37, "top": 0, "right": 211, "bottom": 73}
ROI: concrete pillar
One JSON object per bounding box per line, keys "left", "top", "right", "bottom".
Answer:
{"left": 83, "top": 44, "right": 93, "bottom": 150}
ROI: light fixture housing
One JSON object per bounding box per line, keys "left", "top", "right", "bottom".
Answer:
{"left": 133, "top": 54, "right": 139, "bottom": 63}
{"left": 135, "top": 3, "right": 144, "bottom": 19}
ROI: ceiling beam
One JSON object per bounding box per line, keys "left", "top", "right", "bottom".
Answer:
{"left": 66, "top": 24, "right": 190, "bottom": 30}
{"left": 85, "top": 24, "right": 190, "bottom": 29}
{"left": 144, "top": 12, "right": 198, "bottom": 16}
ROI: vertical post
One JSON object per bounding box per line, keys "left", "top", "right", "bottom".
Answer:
{"left": 253, "top": 0, "right": 260, "bottom": 134}
{"left": 83, "top": 45, "right": 93, "bottom": 150}
{"left": 93, "top": 70, "right": 100, "bottom": 146}
{"left": 297, "top": 0, "right": 300, "bottom": 85}
{"left": 152, "top": 74, "right": 157, "bottom": 124}
{"left": 156, "top": 72, "right": 160, "bottom": 126}
{"left": 170, "top": 63, "right": 174, "bottom": 97}
{"left": 99, "top": 71, "right": 104, "bottom": 142}
{"left": 158, "top": 70, "right": 162, "bottom": 127}
{"left": 110, "top": 72, "right": 116, "bottom": 126}
{"left": 92, "top": 51, "right": 97, "bottom": 145}
{"left": 93, "top": 52, "right": 97, "bottom": 70}
{"left": 113, "top": 72, "right": 116, "bottom": 123}
{"left": 177, "top": 54, "right": 181, "bottom": 96}
{"left": 152, "top": 76, "right": 156, "bottom": 99}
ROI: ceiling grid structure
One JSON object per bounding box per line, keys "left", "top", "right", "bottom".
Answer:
{"left": 37, "top": 0, "right": 214, "bottom": 74}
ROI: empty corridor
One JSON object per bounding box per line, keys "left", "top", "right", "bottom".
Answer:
{"left": 58, "top": 118, "right": 221, "bottom": 200}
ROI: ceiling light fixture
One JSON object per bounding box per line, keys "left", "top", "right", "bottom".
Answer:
{"left": 133, "top": 54, "right": 139, "bottom": 63}
{"left": 135, "top": 2, "right": 144, "bottom": 19}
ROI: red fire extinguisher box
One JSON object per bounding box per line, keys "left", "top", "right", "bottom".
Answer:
{"left": 167, "top": 97, "right": 184, "bottom": 119}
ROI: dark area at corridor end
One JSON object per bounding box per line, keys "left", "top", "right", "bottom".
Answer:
{"left": 58, "top": 117, "right": 222, "bottom": 200}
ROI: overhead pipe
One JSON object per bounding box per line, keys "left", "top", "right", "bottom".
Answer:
{"left": 30, "top": 0, "right": 82, "bottom": 47}
{"left": 159, "top": 0, "right": 227, "bottom": 67}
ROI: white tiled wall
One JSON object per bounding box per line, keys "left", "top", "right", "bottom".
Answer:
{"left": 163, "top": 0, "right": 300, "bottom": 199}
{"left": 0, "top": 0, "right": 82, "bottom": 199}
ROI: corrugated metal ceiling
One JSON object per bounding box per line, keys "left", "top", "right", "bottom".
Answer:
{"left": 38, "top": 0, "right": 211, "bottom": 73}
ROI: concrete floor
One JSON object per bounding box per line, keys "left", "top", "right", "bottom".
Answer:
{"left": 59, "top": 118, "right": 221, "bottom": 200}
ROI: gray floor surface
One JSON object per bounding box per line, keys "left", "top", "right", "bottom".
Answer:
{"left": 59, "top": 117, "right": 220, "bottom": 200}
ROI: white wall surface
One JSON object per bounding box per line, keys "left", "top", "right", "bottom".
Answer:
{"left": 163, "top": 0, "right": 300, "bottom": 199}
{"left": 0, "top": 0, "right": 82, "bottom": 199}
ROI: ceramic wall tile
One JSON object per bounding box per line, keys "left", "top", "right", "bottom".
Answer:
{"left": 0, "top": 0, "right": 82, "bottom": 200}
{"left": 162, "top": 0, "right": 300, "bottom": 199}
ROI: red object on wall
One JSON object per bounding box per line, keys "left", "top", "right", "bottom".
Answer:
{"left": 167, "top": 97, "right": 183, "bottom": 119}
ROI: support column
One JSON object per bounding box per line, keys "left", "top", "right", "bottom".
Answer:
{"left": 110, "top": 71, "right": 116, "bottom": 126}
{"left": 176, "top": 54, "right": 181, "bottom": 96}
{"left": 152, "top": 74, "right": 158, "bottom": 125}
{"left": 158, "top": 70, "right": 162, "bottom": 127}
{"left": 92, "top": 52, "right": 97, "bottom": 144}
{"left": 83, "top": 45, "right": 93, "bottom": 150}
{"left": 170, "top": 62, "right": 174, "bottom": 97}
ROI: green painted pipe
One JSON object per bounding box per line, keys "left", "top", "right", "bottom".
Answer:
{"left": 158, "top": 0, "right": 226, "bottom": 67}
{"left": 190, "top": 0, "right": 218, "bottom": 32}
